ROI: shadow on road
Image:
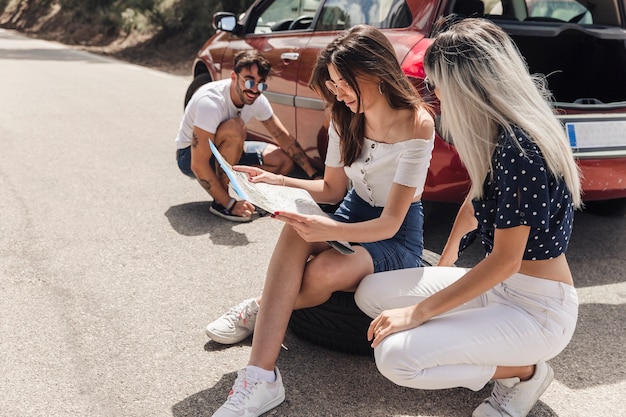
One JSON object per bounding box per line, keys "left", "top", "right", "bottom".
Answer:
{"left": 172, "top": 371, "right": 238, "bottom": 417}
{"left": 172, "top": 331, "right": 563, "bottom": 417}
{"left": 566, "top": 210, "right": 626, "bottom": 288}
{"left": 165, "top": 202, "right": 214, "bottom": 236}
{"left": 164, "top": 201, "right": 254, "bottom": 247}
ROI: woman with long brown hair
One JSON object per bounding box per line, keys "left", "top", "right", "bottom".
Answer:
{"left": 209, "top": 24, "right": 435, "bottom": 416}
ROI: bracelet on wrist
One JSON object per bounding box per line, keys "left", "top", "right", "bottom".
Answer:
{"left": 225, "top": 198, "right": 236, "bottom": 214}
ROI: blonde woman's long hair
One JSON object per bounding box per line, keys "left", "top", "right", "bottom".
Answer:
{"left": 424, "top": 17, "right": 582, "bottom": 208}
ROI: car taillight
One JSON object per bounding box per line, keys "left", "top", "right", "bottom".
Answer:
{"left": 400, "top": 38, "right": 433, "bottom": 80}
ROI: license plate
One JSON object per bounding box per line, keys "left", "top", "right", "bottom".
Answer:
{"left": 566, "top": 120, "right": 626, "bottom": 149}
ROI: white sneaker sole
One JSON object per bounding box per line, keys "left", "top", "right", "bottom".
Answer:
{"left": 205, "top": 326, "right": 253, "bottom": 344}
{"left": 253, "top": 389, "right": 286, "bottom": 417}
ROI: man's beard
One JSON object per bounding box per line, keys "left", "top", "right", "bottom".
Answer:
{"left": 236, "top": 84, "right": 260, "bottom": 105}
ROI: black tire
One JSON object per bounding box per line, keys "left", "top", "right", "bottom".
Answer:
{"left": 288, "top": 249, "right": 444, "bottom": 356}
{"left": 184, "top": 73, "right": 213, "bottom": 109}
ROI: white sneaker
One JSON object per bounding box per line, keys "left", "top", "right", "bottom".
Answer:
{"left": 212, "top": 367, "right": 285, "bottom": 417}
{"left": 206, "top": 298, "right": 259, "bottom": 344}
{"left": 473, "top": 362, "right": 554, "bottom": 417}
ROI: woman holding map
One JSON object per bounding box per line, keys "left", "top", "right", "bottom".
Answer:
{"left": 208, "top": 24, "right": 435, "bottom": 417}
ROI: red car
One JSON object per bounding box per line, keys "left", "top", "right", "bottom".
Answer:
{"left": 187, "top": 0, "right": 626, "bottom": 213}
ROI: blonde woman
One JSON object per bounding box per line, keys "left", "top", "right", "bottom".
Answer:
{"left": 355, "top": 17, "right": 582, "bottom": 417}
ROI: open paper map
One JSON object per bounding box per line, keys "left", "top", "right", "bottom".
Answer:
{"left": 209, "top": 141, "right": 354, "bottom": 255}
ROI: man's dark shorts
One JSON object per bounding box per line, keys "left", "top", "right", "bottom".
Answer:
{"left": 176, "top": 141, "right": 268, "bottom": 179}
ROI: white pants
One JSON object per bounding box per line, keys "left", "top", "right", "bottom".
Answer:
{"left": 354, "top": 267, "right": 579, "bottom": 391}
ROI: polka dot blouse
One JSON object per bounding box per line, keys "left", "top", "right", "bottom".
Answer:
{"left": 460, "top": 126, "right": 574, "bottom": 260}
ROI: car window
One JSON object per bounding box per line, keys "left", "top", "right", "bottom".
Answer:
{"left": 485, "top": 0, "right": 593, "bottom": 23}
{"left": 254, "top": 0, "right": 322, "bottom": 33}
{"left": 315, "top": 0, "right": 413, "bottom": 31}
{"left": 484, "top": 0, "right": 503, "bottom": 15}
{"left": 526, "top": 0, "right": 592, "bottom": 22}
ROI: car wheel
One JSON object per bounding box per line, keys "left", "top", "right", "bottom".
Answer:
{"left": 184, "top": 73, "right": 213, "bottom": 109}
{"left": 288, "top": 249, "right": 446, "bottom": 356}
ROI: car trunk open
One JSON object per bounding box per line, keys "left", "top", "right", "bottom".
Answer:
{"left": 496, "top": 22, "right": 626, "bottom": 108}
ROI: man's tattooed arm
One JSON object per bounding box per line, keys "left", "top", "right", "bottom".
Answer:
{"left": 262, "top": 116, "right": 319, "bottom": 178}
{"left": 190, "top": 130, "right": 229, "bottom": 204}
{"left": 192, "top": 131, "right": 212, "bottom": 192}
{"left": 198, "top": 178, "right": 212, "bottom": 194}
{"left": 286, "top": 142, "right": 313, "bottom": 174}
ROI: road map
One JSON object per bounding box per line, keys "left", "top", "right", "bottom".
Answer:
{"left": 209, "top": 140, "right": 354, "bottom": 254}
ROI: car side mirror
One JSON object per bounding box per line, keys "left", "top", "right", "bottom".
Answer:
{"left": 213, "top": 13, "right": 237, "bottom": 32}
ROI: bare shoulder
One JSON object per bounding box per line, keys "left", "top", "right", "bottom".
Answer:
{"left": 388, "top": 107, "right": 434, "bottom": 143}
{"left": 413, "top": 107, "right": 435, "bottom": 140}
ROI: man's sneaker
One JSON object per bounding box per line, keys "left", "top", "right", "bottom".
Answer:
{"left": 212, "top": 367, "right": 285, "bottom": 417}
{"left": 210, "top": 201, "right": 251, "bottom": 223}
{"left": 206, "top": 298, "right": 259, "bottom": 344}
{"left": 472, "top": 362, "right": 554, "bottom": 417}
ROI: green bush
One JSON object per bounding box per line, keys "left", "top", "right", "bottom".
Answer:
{"left": 156, "top": 0, "right": 254, "bottom": 41}
{"left": 1, "top": 0, "right": 255, "bottom": 43}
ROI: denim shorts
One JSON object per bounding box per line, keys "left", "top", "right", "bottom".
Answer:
{"left": 176, "top": 141, "right": 269, "bottom": 179}
{"left": 329, "top": 189, "right": 424, "bottom": 273}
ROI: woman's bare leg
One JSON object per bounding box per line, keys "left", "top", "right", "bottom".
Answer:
{"left": 294, "top": 246, "right": 374, "bottom": 309}
{"left": 493, "top": 365, "right": 535, "bottom": 381}
{"left": 248, "top": 225, "right": 327, "bottom": 370}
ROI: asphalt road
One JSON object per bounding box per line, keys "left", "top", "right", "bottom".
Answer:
{"left": 1, "top": 28, "right": 625, "bottom": 417}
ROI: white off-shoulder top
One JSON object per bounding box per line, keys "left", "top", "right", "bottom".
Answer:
{"left": 325, "top": 122, "right": 435, "bottom": 207}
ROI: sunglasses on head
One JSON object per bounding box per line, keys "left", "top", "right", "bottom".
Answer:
{"left": 424, "top": 76, "right": 435, "bottom": 93}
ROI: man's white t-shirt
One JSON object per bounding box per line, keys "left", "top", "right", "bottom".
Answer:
{"left": 175, "top": 79, "right": 274, "bottom": 149}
